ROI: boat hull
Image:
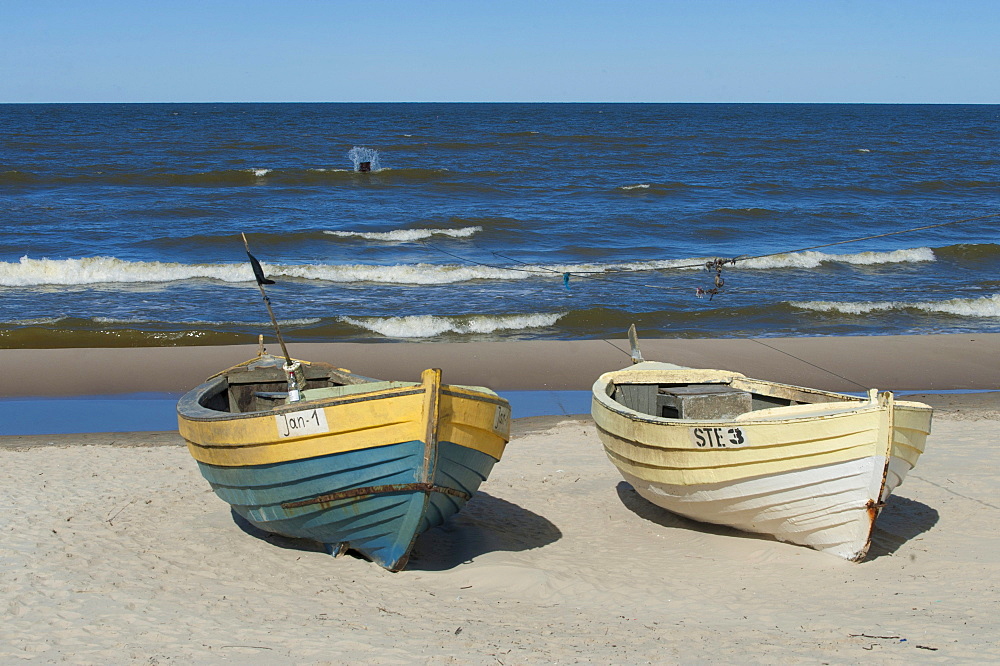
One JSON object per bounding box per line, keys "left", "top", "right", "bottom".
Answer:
{"left": 592, "top": 362, "right": 932, "bottom": 561}
{"left": 195, "top": 439, "right": 498, "bottom": 570}
{"left": 179, "top": 362, "right": 510, "bottom": 570}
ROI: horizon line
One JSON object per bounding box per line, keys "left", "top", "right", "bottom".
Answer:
{"left": 3, "top": 100, "right": 999, "bottom": 106}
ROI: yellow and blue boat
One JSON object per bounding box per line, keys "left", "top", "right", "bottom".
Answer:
{"left": 177, "top": 352, "right": 511, "bottom": 571}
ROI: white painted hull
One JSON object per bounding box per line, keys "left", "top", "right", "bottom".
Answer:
{"left": 593, "top": 362, "right": 932, "bottom": 561}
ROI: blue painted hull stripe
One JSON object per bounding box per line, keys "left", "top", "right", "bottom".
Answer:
{"left": 195, "top": 439, "right": 497, "bottom": 570}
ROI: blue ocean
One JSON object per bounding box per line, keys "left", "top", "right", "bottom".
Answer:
{"left": 1, "top": 103, "right": 998, "bottom": 348}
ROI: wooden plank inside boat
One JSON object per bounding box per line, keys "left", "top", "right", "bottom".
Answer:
{"left": 614, "top": 382, "right": 754, "bottom": 419}
{"left": 658, "top": 385, "right": 752, "bottom": 420}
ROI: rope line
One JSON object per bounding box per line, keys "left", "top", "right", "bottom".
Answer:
{"left": 603, "top": 335, "right": 872, "bottom": 388}
{"left": 602, "top": 338, "right": 633, "bottom": 358}
{"left": 749, "top": 339, "right": 869, "bottom": 390}
{"left": 736, "top": 212, "right": 1000, "bottom": 265}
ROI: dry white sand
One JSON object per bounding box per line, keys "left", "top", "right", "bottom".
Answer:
{"left": 2, "top": 400, "right": 998, "bottom": 664}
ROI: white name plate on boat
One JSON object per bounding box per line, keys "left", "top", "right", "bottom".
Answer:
{"left": 493, "top": 404, "right": 511, "bottom": 436}
{"left": 276, "top": 408, "right": 329, "bottom": 438}
{"left": 689, "top": 426, "right": 748, "bottom": 448}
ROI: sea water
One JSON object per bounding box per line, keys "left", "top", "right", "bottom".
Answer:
{"left": 2, "top": 103, "right": 998, "bottom": 348}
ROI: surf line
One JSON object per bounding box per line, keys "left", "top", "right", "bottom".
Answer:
{"left": 417, "top": 240, "right": 704, "bottom": 295}
{"left": 419, "top": 210, "right": 1000, "bottom": 299}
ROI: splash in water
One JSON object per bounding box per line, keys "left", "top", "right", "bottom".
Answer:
{"left": 347, "top": 146, "right": 381, "bottom": 172}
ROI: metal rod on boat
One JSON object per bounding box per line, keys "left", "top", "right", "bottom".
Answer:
{"left": 241, "top": 232, "right": 305, "bottom": 401}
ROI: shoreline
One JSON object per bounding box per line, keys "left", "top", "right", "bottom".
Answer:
{"left": 1, "top": 332, "right": 998, "bottom": 398}
{"left": 3, "top": 385, "right": 999, "bottom": 448}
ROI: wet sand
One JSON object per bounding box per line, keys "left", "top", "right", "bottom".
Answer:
{"left": 1, "top": 332, "right": 998, "bottom": 397}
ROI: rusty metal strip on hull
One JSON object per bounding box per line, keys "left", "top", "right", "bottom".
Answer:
{"left": 281, "top": 482, "right": 471, "bottom": 509}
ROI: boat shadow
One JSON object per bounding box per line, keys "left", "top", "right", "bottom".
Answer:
{"left": 230, "top": 491, "right": 562, "bottom": 571}
{"left": 867, "top": 494, "right": 939, "bottom": 560}
{"left": 408, "top": 492, "right": 562, "bottom": 571}
{"left": 231, "top": 509, "right": 329, "bottom": 553}
{"left": 615, "top": 482, "right": 940, "bottom": 560}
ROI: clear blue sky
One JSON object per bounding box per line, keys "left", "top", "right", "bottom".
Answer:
{"left": 2, "top": 1, "right": 998, "bottom": 103}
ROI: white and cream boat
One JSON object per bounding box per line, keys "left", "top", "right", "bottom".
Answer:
{"left": 592, "top": 341, "right": 932, "bottom": 561}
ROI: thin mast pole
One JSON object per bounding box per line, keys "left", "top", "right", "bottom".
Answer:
{"left": 241, "top": 232, "right": 293, "bottom": 367}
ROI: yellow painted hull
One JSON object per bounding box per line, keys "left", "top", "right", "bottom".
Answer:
{"left": 177, "top": 355, "right": 511, "bottom": 570}
{"left": 180, "top": 381, "right": 508, "bottom": 468}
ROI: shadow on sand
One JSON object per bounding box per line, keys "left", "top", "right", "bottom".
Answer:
{"left": 615, "top": 481, "right": 939, "bottom": 560}
{"left": 866, "top": 494, "right": 939, "bottom": 560}
{"left": 408, "top": 492, "right": 561, "bottom": 571}
{"left": 230, "top": 491, "right": 561, "bottom": 571}
{"left": 231, "top": 509, "right": 328, "bottom": 553}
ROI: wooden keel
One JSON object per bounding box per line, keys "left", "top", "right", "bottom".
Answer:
{"left": 389, "top": 368, "right": 443, "bottom": 571}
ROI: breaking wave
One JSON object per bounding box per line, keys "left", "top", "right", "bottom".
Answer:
{"left": 324, "top": 226, "right": 482, "bottom": 242}
{"left": 791, "top": 294, "right": 1000, "bottom": 318}
{"left": 0, "top": 247, "right": 940, "bottom": 287}
{"left": 738, "top": 247, "right": 935, "bottom": 269}
{"left": 339, "top": 313, "right": 563, "bottom": 338}
{"left": 0, "top": 256, "right": 253, "bottom": 286}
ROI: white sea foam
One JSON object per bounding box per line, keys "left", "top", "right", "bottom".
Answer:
{"left": 0, "top": 256, "right": 254, "bottom": 286}
{"left": 619, "top": 184, "right": 651, "bottom": 190}
{"left": 279, "top": 263, "right": 527, "bottom": 284}
{"left": 274, "top": 259, "right": 701, "bottom": 284}
{"left": 347, "top": 146, "right": 381, "bottom": 171}
{"left": 324, "top": 226, "right": 482, "bottom": 242}
{"left": 737, "top": 247, "right": 935, "bottom": 270}
{"left": 0, "top": 247, "right": 938, "bottom": 288}
{"left": 250, "top": 168, "right": 271, "bottom": 177}
{"left": 339, "top": 313, "right": 563, "bottom": 338}
{"left": 0, "top": 255, "right": 533, "bottom": 286}
{"left": 792, "top": 294, "right": 1000, "bottom": 318}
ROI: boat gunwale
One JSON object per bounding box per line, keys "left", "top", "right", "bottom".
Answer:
{"left": 178, "top": 374, "right": 510, "bottom": 424}
{"left": 591, "top": 371, "right": 888, "bottom": 428}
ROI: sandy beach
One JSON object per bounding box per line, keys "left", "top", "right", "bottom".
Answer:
{"left": 2, "top": 337, "right": 998, "bottom": 663}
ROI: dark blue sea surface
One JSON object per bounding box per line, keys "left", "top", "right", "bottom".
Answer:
{"left": 1, "top": 103, "right": 998, "bottom": 348}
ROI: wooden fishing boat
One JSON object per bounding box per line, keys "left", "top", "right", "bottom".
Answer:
{"left": 592, "top": 342, "right": 932, "bottom": 561}
{"left": 178, "top": 351, "right": 511, "bottom": 571}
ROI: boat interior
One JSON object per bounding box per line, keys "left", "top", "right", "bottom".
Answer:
{"left": 200, "top": 357, "right": 382, "bottom": 415}
{"left": 609, "top": 378, "right": 855, "bottom": 420}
